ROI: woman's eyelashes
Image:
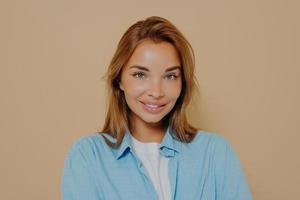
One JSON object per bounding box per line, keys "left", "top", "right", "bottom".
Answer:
{"left": 132, "top": 71, "right": 146, "bottom": 79}
{"left": 166, "top": 73, "right": 178, "bottom": 80}
{"left": 131, "top": 71, "right": 180, "bottom": 80}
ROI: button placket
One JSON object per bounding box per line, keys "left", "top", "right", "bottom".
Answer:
{"left": 130, "top": 150, "right": 159, "bottom": 200}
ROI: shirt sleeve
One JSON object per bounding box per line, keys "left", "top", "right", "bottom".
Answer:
{"left": 213, "top": 135, "right": 253, "bottom": 200}
{"left": 61, "top": 138, "right": 102, "bottom": 200}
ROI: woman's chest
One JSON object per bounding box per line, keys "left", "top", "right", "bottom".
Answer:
{"left": 92, "top": 152, "right": 217, "bottom": 200}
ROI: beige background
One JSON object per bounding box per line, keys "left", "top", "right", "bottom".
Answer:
{"left": 1, "top": 0, "right": 299, "bottom": 199}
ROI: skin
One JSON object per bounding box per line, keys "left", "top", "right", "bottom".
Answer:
{"left": 119, "top": 39, "right": 182, "bottom": 143}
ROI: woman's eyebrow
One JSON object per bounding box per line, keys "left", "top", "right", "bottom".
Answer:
{"left": 129, "top": 65, "right": 181, "bottom": 72}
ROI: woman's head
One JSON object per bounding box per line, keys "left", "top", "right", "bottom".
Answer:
{"left": 100, "top": 16, "right": 198, "bottom": 148}
{"left": 120, "top": 39, "right": 182, "bottom": 129}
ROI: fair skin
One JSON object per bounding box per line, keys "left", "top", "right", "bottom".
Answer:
{"left": 119, "top": 39, "right": 182, "bottom": 143}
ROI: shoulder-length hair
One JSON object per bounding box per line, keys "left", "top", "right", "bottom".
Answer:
{"left": 99, "top": 16, "right": 199, "bottom": 148}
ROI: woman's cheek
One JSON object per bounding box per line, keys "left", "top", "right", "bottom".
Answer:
{"left": 128, "top": 81, "right": 147, "bottom": 95}
{"left": 165, "top": 81, "right": 182, "bottom": 98}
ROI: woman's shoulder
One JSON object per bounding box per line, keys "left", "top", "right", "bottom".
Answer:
{"left": 69, "top": 132, "right": 107, "bottom": 146}
{"left": 185, "top": 130, "right": 235, "bottom": 157}
{"left": 191, "top": 130, "right": 231, "bottom": 147}
{"left": 64, "top": 132, "right": 114, "bottom": 159}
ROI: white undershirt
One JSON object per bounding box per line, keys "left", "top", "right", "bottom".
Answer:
{"left": 131, "top": 135, "right": 171, "bottom": 200}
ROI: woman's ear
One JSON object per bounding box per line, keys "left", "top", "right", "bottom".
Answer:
{"left": 119, "top": 82, "right": 124, "bottom": 91}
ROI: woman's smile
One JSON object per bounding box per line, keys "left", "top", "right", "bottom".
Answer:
{"left": 139, "top": 100, "right": 167, "bottom": 113}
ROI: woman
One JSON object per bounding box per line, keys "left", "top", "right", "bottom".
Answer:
{"left": 61, "top": 16, "right": 252, "bottom": 200}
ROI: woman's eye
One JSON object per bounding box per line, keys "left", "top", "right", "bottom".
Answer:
{"left": 131, "top": 72, "right": 178, "bottom": 80}
{"left": 132, "top": 72, "right": 146, "bottom": 79}
{"left": 166, "top": 74, "right": 178, "bottom": 80}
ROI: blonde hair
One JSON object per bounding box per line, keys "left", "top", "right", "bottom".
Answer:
{"left": 99, "top": 16, "right": 199, "bottom": 148}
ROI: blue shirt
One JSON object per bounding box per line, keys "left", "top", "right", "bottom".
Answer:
{"left": 61, "top": 127, "right": 252, "bottom": 200}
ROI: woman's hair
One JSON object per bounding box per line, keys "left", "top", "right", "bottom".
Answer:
{"left": 99, "top": 16, "right": 199, "bottom": 148}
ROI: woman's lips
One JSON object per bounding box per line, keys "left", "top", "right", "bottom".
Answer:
{"left": 139, "top": 101, "right": 166, "bottom": 113}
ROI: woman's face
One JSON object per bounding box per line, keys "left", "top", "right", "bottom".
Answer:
{"left": 119, "top": 39, "right": 182, "bottom": 127}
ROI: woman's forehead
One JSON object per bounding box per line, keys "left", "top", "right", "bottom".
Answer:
{"left": 124, "top": 40, "right": 181, "bottom": 72}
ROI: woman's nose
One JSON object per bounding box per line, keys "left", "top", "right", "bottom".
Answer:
{"left": 147, "top": 79, "right": 164, "bottom": 99}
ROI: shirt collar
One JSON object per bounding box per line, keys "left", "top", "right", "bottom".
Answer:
{"left": 113, "top": 126, "right": 182, "bottom": 160}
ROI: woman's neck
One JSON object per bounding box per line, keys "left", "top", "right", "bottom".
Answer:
{"left": 129, "top": 116, "right": 168, "bottom": 143}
